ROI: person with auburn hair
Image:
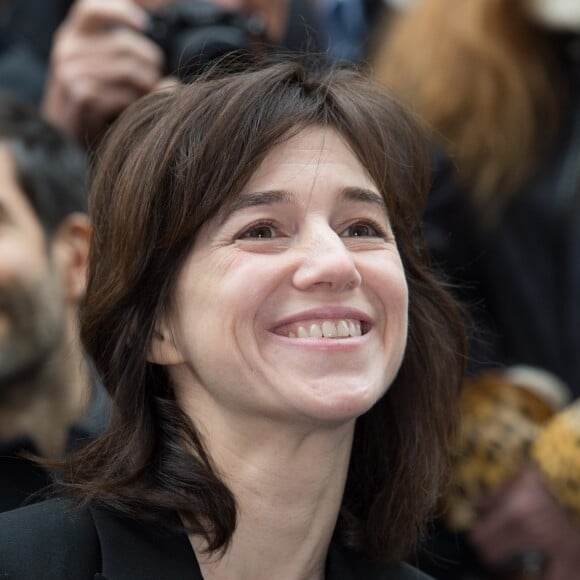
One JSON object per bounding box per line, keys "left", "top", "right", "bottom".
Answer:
{"left": 375, "top": 1, "right": 580, "bottom": 578}
{"left": 0, "top": 59, "right": 465, "bottom": 579}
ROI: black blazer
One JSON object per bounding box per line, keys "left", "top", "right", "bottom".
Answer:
{"left": 0, "top": 499, "right": 433, "bottom": 579}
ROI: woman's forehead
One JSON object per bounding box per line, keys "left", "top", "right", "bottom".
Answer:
{"left": 204, "top": 126, "right": 384, "bottom": 221}
{"left": 242, "top": 127, "right": 374, "bottom": 187}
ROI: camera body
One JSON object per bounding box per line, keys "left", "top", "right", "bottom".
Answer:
{"left": 145, "top": 1, "right": 265, "bottom": 82}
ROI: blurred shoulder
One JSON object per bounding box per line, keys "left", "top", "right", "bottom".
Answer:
{"left": 0, "top": 498, "right": 99, "bottom": 579}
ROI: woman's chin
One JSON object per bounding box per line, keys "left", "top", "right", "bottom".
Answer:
{"left": 291, "top": 381, "right": 388, "bottom": 425}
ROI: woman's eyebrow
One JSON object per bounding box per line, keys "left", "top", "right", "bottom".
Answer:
{"left": 218, "top": 187, "right": 387, "bottom": 224}
{"left": 341, "top": 187, "right": 388, "bottom": 213}
{"left": 218, "top": 190, "right": 296, "bottom": 224}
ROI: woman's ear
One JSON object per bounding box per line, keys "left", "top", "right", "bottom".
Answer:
{"left": 146, "top": 314, "right": 185, "bottom": 366}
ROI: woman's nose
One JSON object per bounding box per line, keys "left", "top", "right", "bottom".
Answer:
{"left": 292, "top": 224, "right": 362, "bottom": 292}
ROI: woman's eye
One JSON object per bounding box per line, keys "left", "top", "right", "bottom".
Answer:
{"left": 343, "top": 222, "right": 383, "bottom": 238}
{"left": 240, "top": 223, "right": 277, "bottom": 239}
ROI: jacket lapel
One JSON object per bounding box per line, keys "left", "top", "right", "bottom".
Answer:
{"left": 89, "top": 506, "right": 424, "bottom": 580}
{"left": 90, "top": 506, "right": 203, "bottom": 580}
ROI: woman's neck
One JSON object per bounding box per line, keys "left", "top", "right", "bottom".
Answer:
{"left": 188, "top": 415, "right": 355, "bottom": 580}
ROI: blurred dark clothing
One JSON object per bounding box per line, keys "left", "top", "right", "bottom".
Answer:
{"left": 3, "top": 0, "right": 72, "bottom": 62}
{"left": 0, "top": 380, "right": 108, "bottom": 513}
{"left": 0, "top": 28, "right": 46, "bottom": 105}
{"left": 419, "top": 36, "right": 580, "bottom": 580}
{"left": 5, "top": 0, "right": 74, "bottom": 64}
{"left": 0, "top": 1, "right": 72, "bottom": 105}
{"left": 413, "top": 523, "right": 484, "bottom": 580}
{"left": 315, "top": 0, "right": 386, "bottom": 61}
{"left": 424, "top": 42, "right": 580, "bottom": 397}
{"left": 282, "top": 0, "right": 324, "bottom": 54}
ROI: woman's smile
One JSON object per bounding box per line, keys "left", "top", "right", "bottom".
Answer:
{"left": 275, "top": 319, "right": 364, "bottom": 339}
{"left": 269, "top": 306, "right": 371, "bottom": 344}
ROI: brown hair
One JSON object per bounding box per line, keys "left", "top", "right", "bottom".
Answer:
{"left": 374, "top": 0, "right": 566, "bottom": 222}
{"left": 61, "top": 59, "right": 465, "bottom": 563}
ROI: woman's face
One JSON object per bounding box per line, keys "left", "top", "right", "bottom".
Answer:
{"left": 156, "top": 127, "right": 409, "bottom": 428}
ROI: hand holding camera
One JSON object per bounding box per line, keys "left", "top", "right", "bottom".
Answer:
{"left": 41, "top": 0, "right": 264, "bottom": 148}
{"left": 42, "top": 0, "right": 165, "bottom": 147}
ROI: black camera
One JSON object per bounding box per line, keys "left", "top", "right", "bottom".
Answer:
{"left": 145, "top": 1, "right": 266, "bottom": 82}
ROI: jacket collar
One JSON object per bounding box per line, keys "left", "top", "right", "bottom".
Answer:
{"left": 90, "top": 506, "right": 413, "bottom": 580}
{"left": 90, "top": 507, "right": 203, "bottom": 580}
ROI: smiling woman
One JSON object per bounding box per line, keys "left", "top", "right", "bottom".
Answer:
{"left": 0, "top": 59, "right": 466, "bottom": 580}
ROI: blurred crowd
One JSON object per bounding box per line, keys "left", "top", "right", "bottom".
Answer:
{"left": 0, "top": 1, "right": 579, "bottom": 579}
{"left": 0, "top": 0, "right": 385, "bottom": 146}
{"left": 375, "top": 1, "right": 580, "bottom": 578}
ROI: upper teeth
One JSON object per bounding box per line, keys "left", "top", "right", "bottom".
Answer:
{"left": 287, "top": 319, "right": 362, "bottom": 339}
